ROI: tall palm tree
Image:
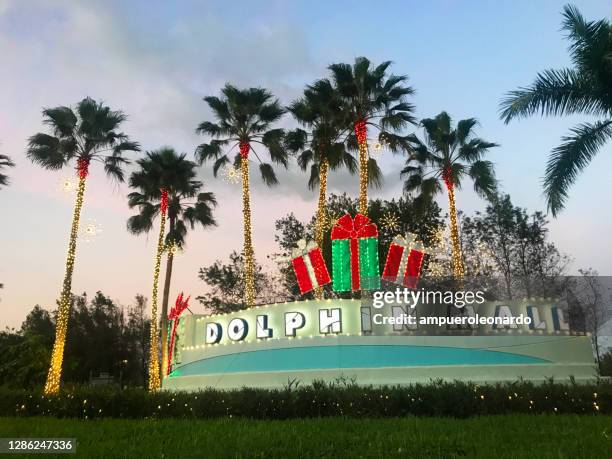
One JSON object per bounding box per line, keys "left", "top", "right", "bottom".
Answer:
{"left": 286, "top": 79, "right": 357, "bottom": 295}
{"left": 196, "top": 84, "right": 287, "bottom": 307}
{"left": 329, "top": 57, "right": 416, "bottom": 214}
{"left": 402, "top": 112, "right": 498, "bottom": 278}
{"left": 128, "top": 148, "right": 216, "bottom": 387}
{"left": 27, "top": 97, "right": 139, "bottom": 394}
{"left": 500, "top": 5, "right": 612, "bottom": 216}
{"left": 0, "top": 154, "right": 15, "bottom": 188}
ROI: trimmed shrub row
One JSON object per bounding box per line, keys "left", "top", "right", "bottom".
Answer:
{"left": 1, "top": 379, "right": 609, "bottom": 419}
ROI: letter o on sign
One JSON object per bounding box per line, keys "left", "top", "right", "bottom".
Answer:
{"left": 228, "top": 318, "right": 249, "bottom": 341}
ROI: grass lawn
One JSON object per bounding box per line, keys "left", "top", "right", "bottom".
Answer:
{"left": 0, "top": 415, "right": 611, "bottom": 458}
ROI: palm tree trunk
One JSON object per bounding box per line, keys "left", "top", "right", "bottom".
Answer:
{"left": 160, "top": 246, "right": 174, "bottom": 378}
{"left": 355, "top": 120, "right": 368, "bottom": 215}
{"left": 240, "top": 142, "right": 255, "bottom": 307}
{"left": 43, "top": 163, "right": 89, "bottom": 395}
{"left": 148, "top": 189, "right": 167, "bottom": 391}
{"left": 314, "top": 158, "right": 329, "bottom": 300}
{"left": 445, "top": 183, "right": 464, "bottom": 278}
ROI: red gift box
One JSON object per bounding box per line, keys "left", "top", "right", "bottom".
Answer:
{"left": 286, "top": 239, "right": 331, "bottom": 295}
{"left": 382, "top": 234, "right": 427, "bottom": 289}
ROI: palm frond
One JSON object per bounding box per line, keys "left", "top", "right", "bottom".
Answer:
{"left": 261, "top": 129, "right": 288, "bottom": 167}
{"left": 308, "top": 163, "right": 319, "bottom": 190}
{"left": 469, "top": 160, "right": 498, "bottom": 199}
{"left": 259, "top": 162, "right": 278, "bottom": 186}
{"left": 367, "top": 158, "right": 383, "bottom": 189}
{"left": 42, "top": 106, "right": 77, "bottom": 137}
{"left": 499, "top": 69, "right": 606, "bottom": 122}
{"left": 26, "top": 134, "right": 68, "bottom": 170}
{"left": 544, "top": 119, "right": 612, "bottom": 216}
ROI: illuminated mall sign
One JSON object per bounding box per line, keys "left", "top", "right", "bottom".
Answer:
{"left": 193, "top": 297, "right": 570, "bottom": 347}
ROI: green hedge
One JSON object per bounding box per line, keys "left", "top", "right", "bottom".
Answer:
{"left": 1, "top": 379, "right": 609, "bottom": 419}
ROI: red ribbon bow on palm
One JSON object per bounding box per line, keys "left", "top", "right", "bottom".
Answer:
{"left": 167, "top": 292, "right": 190, "bottom": 376}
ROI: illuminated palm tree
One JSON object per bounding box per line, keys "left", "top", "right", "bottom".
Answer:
{"left": 500, "top": 5, "right": 612, "bottom": 216}
{"left": 329, "top": 57, "right": 416, "bottom": 214}
{"left": 196, "top": 84, "right": 287, "bottom": 307}
{"left": 286, "top": 79, "right": 356, "bottom": 298}
{"left": 27, "top": 97, "right": 140, "bottom": 394}
{"left": 402, "top": 112, "right": 498, "bottom": 278}
{"left": 128, "top": 148, "right": 216, "bottom": 386}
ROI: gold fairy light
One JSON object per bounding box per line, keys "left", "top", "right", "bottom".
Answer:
{"left": 44, "top": 159, "right": 90, "bottom": 395}
{"left": 239, "top": 144, "right": 255, "bottom": 308}
{"left": 380, "top": 212, "right": 400, "bottom": 232}
{"left": 355, "top": 120, "right": 369, "bottom": 215}
{"left": 221, "top": 164, "right": 241, "bottom": 184}
{"left": 326, "top": 212, "right": 341, "bottom": 231}
{"left": 58, "top": 177, "right": 77, "bottom": 194}
{"left": 79, "top": 219, "right": 102, "bottom": 242}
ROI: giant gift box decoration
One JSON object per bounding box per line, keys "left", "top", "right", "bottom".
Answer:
{"left": 331, "top": 213, "right": 380, "bottom": 291}
{"left": 285, "top": 239, "right": 331, "bottom": 295}
{"left": 167, "top": 292, "right": 190, "bottom": 375}
{"left": 382, "top": 233, "right": 427, "bottom": 289}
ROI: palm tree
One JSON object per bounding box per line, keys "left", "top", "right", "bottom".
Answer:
{"left": 500, "top": 5, "right": 612, "bottom": 216}
{"left": 27, "top": 97, "right": 139, "bottom": 394}
{"left": 285, "top": 79, "right": 357, "bottom": 295}
{"left": 0, "top": 154, "right": 15, "bottom": 188}
{"left": 128, "top": 148, "right": 216, "bottom": 387}
{"left": 195, "top": 84, "right": 287, "bottom": 307}
{"left": 329, "top": 57, "right": 416, "bottom": 214}
{"left": 402, "top": 112, "right": 498, "bottom": 278}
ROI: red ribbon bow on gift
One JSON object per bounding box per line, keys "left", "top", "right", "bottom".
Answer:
{"left": 331, "top": 213, "right": 378, "bottom": 239}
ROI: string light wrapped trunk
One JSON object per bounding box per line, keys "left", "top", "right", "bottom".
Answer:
{"left": 148, "top": 188, "right": 168, "bottom": 391}
{"left": 240, "top": 141, "right": 255, "bottom": 307}
{"left": 443, "top": 168, "right": 464, "bottom": 278}
{"left": 160, "top": 225, "right": 175, "bottom": 379}
{"left": 355, "top": 119, "right": 369, "bottom": 215}
{"left": 314, "top": 157, "right": 329, "bottom": 300}
{"left": 44, "top": 158, "right": 90, "bottom": 395}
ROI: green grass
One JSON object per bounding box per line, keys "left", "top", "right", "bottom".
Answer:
{"left": 0, "top": 415, "right": 611, "bottom": 458}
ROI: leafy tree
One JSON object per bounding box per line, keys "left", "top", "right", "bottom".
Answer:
{"left": 197, "top": 251, "right": 286, "bottom": 314}
{"left": 328, "top": 57, "right": 416, "bottom": 214}
{"left": 402, "top": 111, "right": 498, "bottom": 278}
{"left": 0, "top": 154, "right": 15, "bottom": 188}
{"left": 0, "top": 306, "right": 53, "bottom": 388}
{"left": 26, "top": 97, "right": 140, "bottom": 394}
{"left": 500, "top": 5, "right": 612, "bottom": 215}
{"left": 286, "top": 78, "right": 357, "bottom": 277}
{"left": 461, "top": 194, "right": 571, "bottom": 299}
{"left": 196, "top": 84, "right": 287, "bottom": 307}
{"left": 127, "top": 148, "right": 216, "bottom": 381}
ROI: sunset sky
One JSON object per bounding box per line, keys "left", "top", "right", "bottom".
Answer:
{"left": 1, "top": 0, "right": 611, "bottom": 328}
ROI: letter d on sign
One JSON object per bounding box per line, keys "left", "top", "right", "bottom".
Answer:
{"left": 205, "top": 323, "right": 222, "bottom": 344}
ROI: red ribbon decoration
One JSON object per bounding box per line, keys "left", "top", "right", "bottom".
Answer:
{"left": 354, "top": 119, "right": 367, "bottom": 144}
{"left": 239, "top": 141, "right": 250, "bottom": 159}
{"left": 160, "top": 188, "right": 169, "bottom": 215}
{"left": 167, "top": 292, "right": 190, "bottom": 375}
{"left": 331, "top": 213, "right": 378, "bottom": 290}
{"left": 77, "top": 157, "right": 90, "bottom": 179}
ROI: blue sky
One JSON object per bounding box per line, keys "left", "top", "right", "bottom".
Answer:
{"left": 0, "top": 0, "right": 611, "bottom": 327}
